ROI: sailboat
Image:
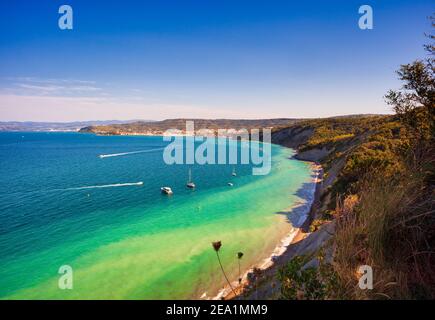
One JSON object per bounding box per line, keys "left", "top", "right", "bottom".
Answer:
{"left": 186, "top": 168, "right": 196, "bottom": 189}
{"left": 232, "top": 167, "right": 237, "bottom": 176}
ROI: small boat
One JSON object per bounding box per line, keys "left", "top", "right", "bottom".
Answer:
{"left": 186, "top": 168, "right": 196, "bottom": 189}
{"left": 232, "top": 167, "right": 237, "bottom": 177}
{"left": 186, "top": 182, "right": 196, "bottom": 189}
{"left": 227, "top": 182, "right": 234, "bottom": 187}
{"left": 161, "top": 187, "right": 173, "bottom": 195}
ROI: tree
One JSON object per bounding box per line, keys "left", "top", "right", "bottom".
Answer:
{"left": 385, "top": 16, "right": 434, "bottom": 141}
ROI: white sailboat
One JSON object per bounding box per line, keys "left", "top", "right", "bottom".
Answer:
{"left": 186, "top": 168, "right": 196, "bottom": 189}
{"left": 232, "top": 167, "right": 237, "bottom": 176}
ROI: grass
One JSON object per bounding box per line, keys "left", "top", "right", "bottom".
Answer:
{"left": 333, "top": 153, "right": 434, "bottom": 299}
{"left": 275, "top": 113, "right": 434, "bottom": 300}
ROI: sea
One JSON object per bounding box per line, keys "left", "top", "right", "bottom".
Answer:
{"left": 0, "top": 132, "right": 315, "bottom": 299}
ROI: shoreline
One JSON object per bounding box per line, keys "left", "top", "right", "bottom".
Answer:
{"left": 83, "top": 131, "right": 321, "bottom": 300}
{"left": 15, "top": 130, "right": 323, "bottom": 299}
{"left": 210, "top": 161, "right": 323, "bottom": 300}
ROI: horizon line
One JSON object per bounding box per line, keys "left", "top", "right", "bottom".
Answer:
{"left": 0, "top": 113, "right": 393, "bottom": 124}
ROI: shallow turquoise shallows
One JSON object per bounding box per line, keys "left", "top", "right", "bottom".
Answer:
{"left": 0, "top": 132, "right": 313, "bottom": 299}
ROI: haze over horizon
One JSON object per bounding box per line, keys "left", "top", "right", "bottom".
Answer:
{"left": 0, "top": 113, "right": 387, "bottom": 124}
{"left": 0, "top": 0, "right": 433, "bottom": 121}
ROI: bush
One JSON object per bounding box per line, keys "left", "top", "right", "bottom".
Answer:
{"left": 278, "top": 251, "right": 340, "bottom": 300}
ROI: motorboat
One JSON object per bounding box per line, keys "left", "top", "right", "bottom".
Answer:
{"left": 161, "top": 187, "right": 173, "bottom": 195}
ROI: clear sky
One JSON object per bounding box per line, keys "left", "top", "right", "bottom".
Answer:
{"left": 0, "top": 0, "right": 433, "bottom": 121}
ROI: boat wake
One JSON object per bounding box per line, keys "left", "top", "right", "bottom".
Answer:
{"left": 98, "top": 147, "right": 165, "bottom": 158}
{"left": 5, "top": 181, "right": 145, "bottom": 196}
{"left": 63, "top": 182, "right": 144, "bottom": 190}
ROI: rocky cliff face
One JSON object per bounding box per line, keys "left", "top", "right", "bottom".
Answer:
{"left": 272, "top": 126, "right": 334, "bottom": 162}
{"left": 271, "top": 126, "right": 314, "bottom": 149}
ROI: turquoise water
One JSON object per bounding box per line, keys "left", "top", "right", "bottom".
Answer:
{"left": 0, "top": 132, "right": 313, "bottom": 299}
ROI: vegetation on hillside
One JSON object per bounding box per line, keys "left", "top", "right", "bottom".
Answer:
{"left": 79, "top": 118, "right": 300, "bottom": 135}
{"left": 276, "top": 17, "right": 434, "bottom": 300}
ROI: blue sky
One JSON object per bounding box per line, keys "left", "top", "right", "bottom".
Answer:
{"left": 0, "top": 0, "right": 433, "bottom": 121}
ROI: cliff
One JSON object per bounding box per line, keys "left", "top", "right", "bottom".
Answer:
{"left": 240, "top": 113, "right": 434, "bottom": 300}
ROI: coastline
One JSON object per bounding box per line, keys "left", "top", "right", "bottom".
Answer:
{"left": 212, "top": 161, "right": 323, "bottom": 300}
{"left": 81, "top": 130, "right": 325, "bottom": 300}
{"left": 58, "top": 130, "right": 324, "bottom": 300}
{"left": 0, "top": 134, "right": 318, "bottom": 299}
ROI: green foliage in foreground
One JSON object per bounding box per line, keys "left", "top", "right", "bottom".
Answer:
{"left": 278, "top": 252, "right": 340, "bottom": 300}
